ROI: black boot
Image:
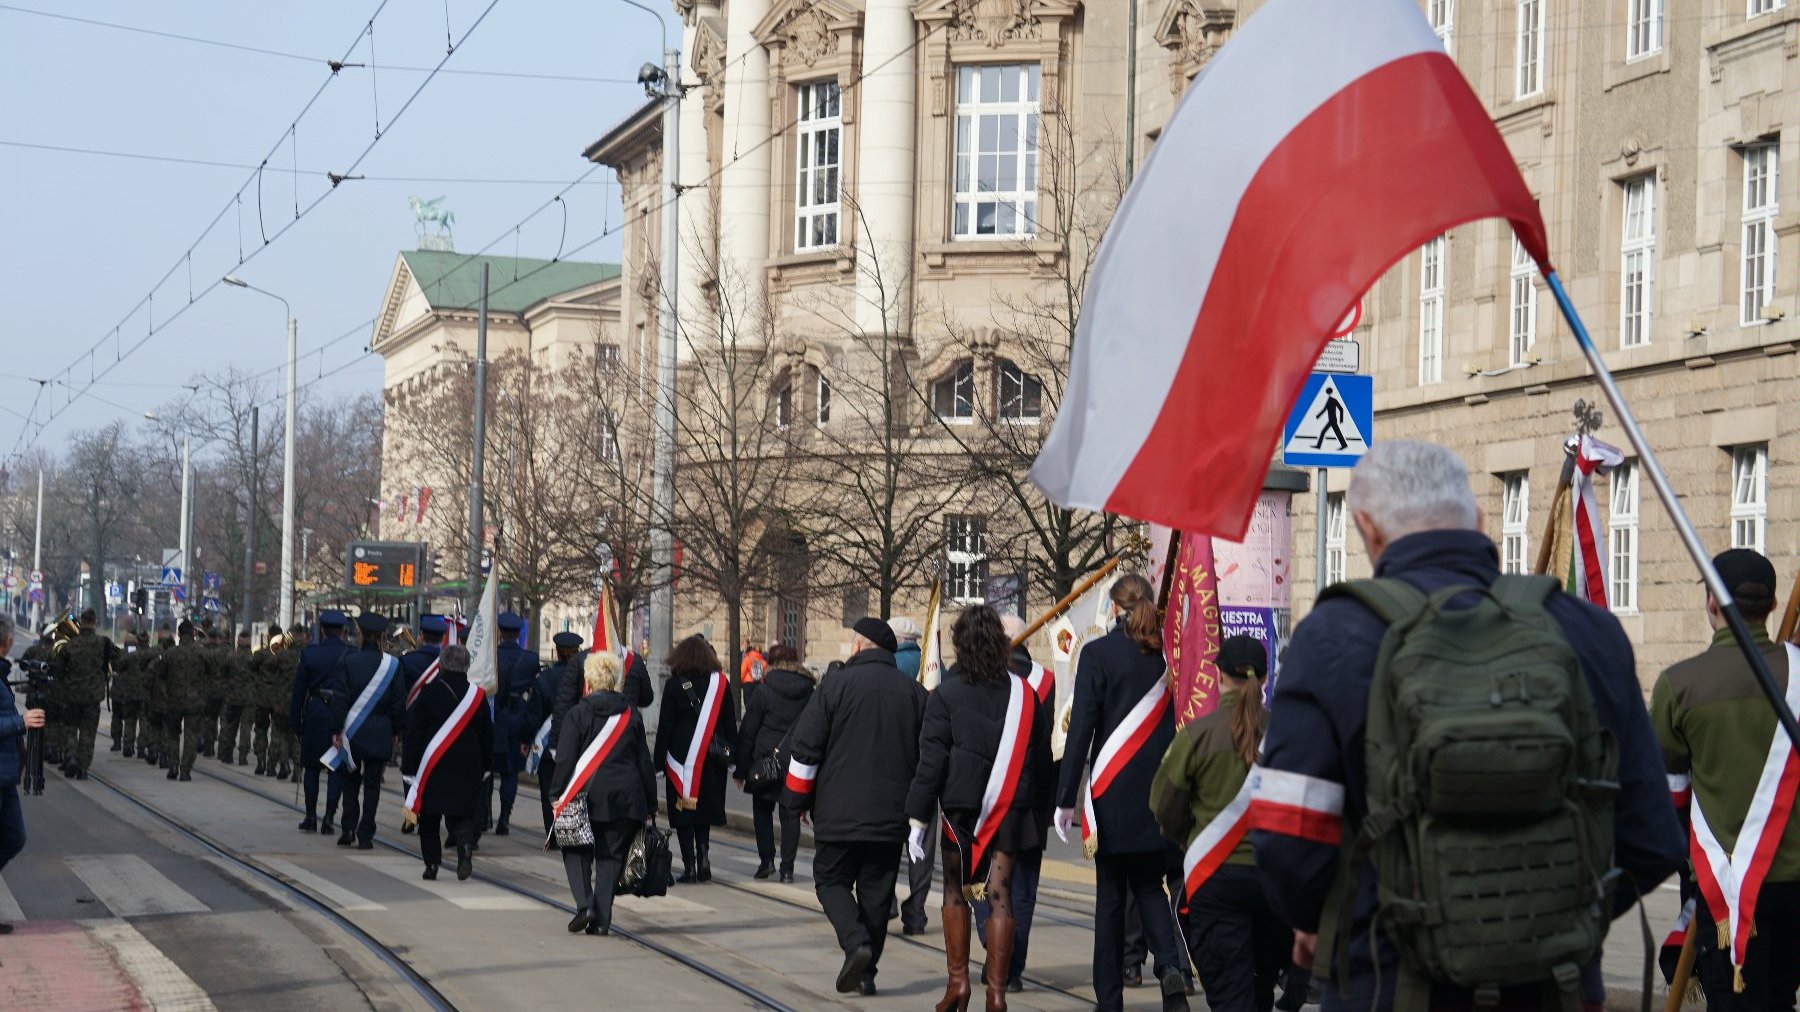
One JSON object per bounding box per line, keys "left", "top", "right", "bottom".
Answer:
{"left": 110, "top": 741, "right": 122, "bottom": 752}
{"left": 495, "top": 820, "right": 509, "bottom": 836}
{"left": 697, "top": 845, "right": 712, "bottom": 883}
{"left": 177, "top": 770, "right": 191, "bottom": 782}
{"left": 456, "top": 844, "right": 473, "bottom": 881}
{"left": 255, "top": 760, "right": 266, "bottom": 776}
{"left": 166, "top": 767, "right": 178, "bottom": 780}
{"left": 298, "top": 815, "right": 317, "bottom": 832}
{"left": 320, "top": 817, "right": 335, "bottom": 835}
{"left": 754, "top": 860, "right": 774, "bottom": 880}
{"left": 337, "top": 829, "right": 354, "bottom": 847}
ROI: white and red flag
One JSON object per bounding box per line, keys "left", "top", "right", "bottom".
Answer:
{"left": 1030, "top": 0, "right": 1548, "bottom": 538}
{"left": 1569, "top": 434, "right": 1624, "bottom": 609}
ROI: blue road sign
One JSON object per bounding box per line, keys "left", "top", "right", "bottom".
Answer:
{"left": 160, "top": 566, "right": 183, "bottom": 587}
{"left": 1282, "top": 373, "right": 1373, "bottom": 469}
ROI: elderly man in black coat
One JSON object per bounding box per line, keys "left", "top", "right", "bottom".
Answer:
{"left": 404, "top": 645, "right": 494, "bottom": 881}
{"left": 327, "top": 612, "right": 407, "bottom": 850}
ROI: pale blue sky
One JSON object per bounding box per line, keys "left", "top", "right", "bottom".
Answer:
{"left": 1, "top": 0, "right": 662, "bottom": 456}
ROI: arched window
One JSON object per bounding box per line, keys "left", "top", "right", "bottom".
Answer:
{"left": 932, "top": 360, "right": 975, "bottom": 422}
{"left": 995, "top": 359, "right": 1042, "bottom": 422}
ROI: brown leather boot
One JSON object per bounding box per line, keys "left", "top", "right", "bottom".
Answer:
{"left": 982, "top": 905, "right": 1015, "bottom": 1012}
{"left": 935, "top": 903, "right": 972, "bottom": 1012}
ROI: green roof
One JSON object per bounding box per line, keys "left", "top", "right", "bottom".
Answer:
{"left": 402, "top": 250, "right": 620, "bottom": 315}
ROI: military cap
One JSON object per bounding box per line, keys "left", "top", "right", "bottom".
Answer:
{"left": 318, "top": 610, "right": 348, "bottom": 629}
{"left": 497, "top": 611, "right": 525, "bottom": 633}
{"left": 419, "top": 614, "right": 448, "bottom": 635}
{"left": 356, "top": 612, "right": 389, "bottom": 634}
{"left": 552, "top": 631, "right": 584, "bottom": 650}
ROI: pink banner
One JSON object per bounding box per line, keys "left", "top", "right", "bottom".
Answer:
{"left": 1163, "top": 532, "right": 1225, "bottom": 727}
{"left": 1215, "top": 492, "right": 1293, "bottom": 610}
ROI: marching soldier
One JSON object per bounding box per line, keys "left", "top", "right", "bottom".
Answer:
{"left": 144, "top": 626, "right": 175, "bottom": 768}
{"left": 325, "top": 612, "right": 406, "bottom": 849}
{"left": 200, "top": 628, "right": 227, "bottom": 757}
{"left": 50, "top": 610, "right": 117, "bottom": 780}
{"left": 248, "top": 628, "right": 278, "bottom": 775}
{"left": 290, "top": 611, "right": 352, "bottom": 832}
{"left": 399, "top": 614, "right": 447, "bottom": 707}
{"left": 488, "top": 612, "right": 537, "bottom": 835}
{"left": 272, "top": 623, "right": 306, "bottom": 780}
{"left": 110, "top": 632, "right": 151, "bottom": 759}
{"left": 160, "top": 620, "right": 217, "bottom": 781}
{"left": 218, "top": 629, "right": 255, "bottom": 765}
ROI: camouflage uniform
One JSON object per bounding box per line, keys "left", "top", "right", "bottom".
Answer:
{"left": 144, "top": 638, "right": 172, "bottom": 766}
{"left": 110, "top": 641, "right": 151, "bottom": 757}
{"left": 199, "top": 636, "right": 227, "bottom": 757}
{"left": 50, "top": 626, "right": 117, "bottom": 776}
{"left": 218, "top": 640, "right": 256, "bottom": 765}
{"left": 262, "top": 634, "right": 303, "bottom": 778}
{"left": 160, "top": 636, "right": 218, "bottom": 779}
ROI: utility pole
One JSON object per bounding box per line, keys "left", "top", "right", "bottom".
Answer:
{"left": 647, "top": 39, "right": 682, "bottom": 713}
{"left": 467, "top": 263, "right": 490, "bottom": 613}
{"left": 242, "top": 405, "right": 259, "bottom": 632}
{"left": 280, "top": 314, "right": 298, "bottom": 630}
{"left": 177, "top": 438, "right": 191, "bottom": 622}
{"left": 29, "top": 469, "right": 42, "bottom": 632}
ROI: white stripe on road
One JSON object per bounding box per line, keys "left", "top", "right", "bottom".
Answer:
{"left": 67, "top": 855, "right": 210, "bottom": 917}
{"left": 260, "top": 858, "right": 385, "bottom": 912}
{"left": 86, "top": 918, "right": 218, "bottom": 1011}
{"left": 352, "top": 855, "right": 538, "bottom": 911}
{"left": 0, "top": 872, "right": 24, "bottom": 921}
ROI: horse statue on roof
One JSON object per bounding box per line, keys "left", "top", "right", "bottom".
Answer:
{"left": 409, "top": 195, "right": 455, "bottom": 237}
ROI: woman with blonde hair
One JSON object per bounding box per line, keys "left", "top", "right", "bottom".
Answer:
{"left": 548, "top": 651, "right": 656, "bottom": 936}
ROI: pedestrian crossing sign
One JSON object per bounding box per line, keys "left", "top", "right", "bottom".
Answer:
{"left": 1282, "top": 372, "right": 1373, "bottom": 469}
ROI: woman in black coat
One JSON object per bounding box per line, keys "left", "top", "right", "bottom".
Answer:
{"left": 548, "top": 652, "right": 655, "bottom": 936}
{"left": 654, "top": 636, "right": 739, "bottom": 883}
{"left": 402, "top": 645, "right": 494, "bottom": 882}
{"left": 732, "top": 642, "right": 815, "bottom": 881}
{"left": 905, "top": 606, "right": 1053, "bottom": 1012}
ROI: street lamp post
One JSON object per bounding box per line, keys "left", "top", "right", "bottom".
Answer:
{"left": 223, "top": 275, "right": 298, "bottom": 631}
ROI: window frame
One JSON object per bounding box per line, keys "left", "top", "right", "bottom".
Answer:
{"left": 1501, "top": 473, "right": 1530, "bottom": 575}
{"left": 1749, "top": 0, "right": 1785, "bottom": 17}
{"left": 1325, "top": 492, "right": 1347, "bottom": 587}
{"left": 952, "top": 63, "right": 1041, "bottom": 241}
{"left": 1620, "top": 175, "right": 1656, "bottom": 348}
{"left": 1515, "top": 0, "right": 1545, "bottom": 99}
{"left": 945, "top": 515, "right": 989, "bottom": 604}
{"left": 1509, "top": 234, "right": 1537, "bottom": 366}
{"left": 775, "top": 380, "right": 794, "bottom": 431}
{"left": 1731, "top": 444, "right": 1769, "bottom": 553}
{"left": 1429, "top": 0, "right": 1455, "bottom": 54}
{"left": 995, "top": 358, "right": 1043, "bottom": 423}
{"left": 1741, "top": 143, "right": 1778, "bottom": 327}
{"left": 1608, "top": 462, "right": 1639, "bottom": 612}
{"left": 932, "top": 360, "right": 977, "bottom": 424}
{"left": 1626, "top": 0, "right": 1663, "bottom": 61}
{"left": 815, "top": 371, "right": 831, "bottom": 427}
{"left": 1419, "top": 236, "right": 1446, "bottom": 385}
{"left": 794, "top": 79, "right": 843, "bottom": 252}
{"left": 598, "top": 407, "right": 620, "bottom": 464}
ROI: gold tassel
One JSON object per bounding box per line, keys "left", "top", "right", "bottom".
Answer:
{"left": 963, "top": 882, "right": 986, "bottom": 902}
{"left": 677, "top": 797, "right": 697, "bottom": 811}
{"left": 1716, "top": 919, "right": 1731, "bottom": 950}
{"left": 1734, "top": 965, "right": 1746, "bottom": 994}
{"left": 401, "top": 808, "right": 417, "bottom": 829}
{"left": 1082, "top": 834, "right": 1099, "bottom": 861}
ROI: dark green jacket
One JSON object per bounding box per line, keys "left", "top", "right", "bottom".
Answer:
{"left": 52, "top": 629, "right": 117, "bottom": 706}
{"left": 161, "top": 641, "right": 218, "bottom": 715}
{"left": 1150, "top": 689, "right": 1261, "bottom": 870}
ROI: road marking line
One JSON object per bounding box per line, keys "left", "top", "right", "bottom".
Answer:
{"left": 86, "top": 918, "right": 218, "bottom": 1010}
{"left": 67, "top": 855, "right": 210, "bottom": 917}
{"left": 352, "top": 854, "right": 538, "bottom": 911}
{"left": 0, "top": 872, "right": 24, "bottom": 921}
{"left": 260, "top": 857, "right": 386, "bottom": 912}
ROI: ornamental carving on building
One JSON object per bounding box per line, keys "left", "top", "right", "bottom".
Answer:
{"left": 778, "top": 4, "right": 839, "bottom": 67}
{"left": 1154, "top": 1, "right": 1235, "bottom": 96}
{"left": 948, "top": 0, "right": 1042, "bottom": 48}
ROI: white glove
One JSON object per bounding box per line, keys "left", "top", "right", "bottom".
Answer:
{"left": 907, "top": 823, "right": 927, "bottom": 865}
{"left": 1053, "top": 807, "right": 1075, "bottom": 844}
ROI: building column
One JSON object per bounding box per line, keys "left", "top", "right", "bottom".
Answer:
{"left": 854, "top": 0, "right": 918, "bottom": 337}
{"left": 719, "top": 0, "right": 772, "bottom": 341}
{"left": 677, "top": 1, "right": 719, "bottom": 361}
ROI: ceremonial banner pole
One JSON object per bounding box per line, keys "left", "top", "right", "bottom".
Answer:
{"left": 1531, "top": 452, "right": 1575, "bottom": 578}
{"left": 1778, "top": 572, "right": 1800, "bottom": 644}
{"left": 1012, "top": 555, "right": 1125, "bottom": 649}
{"left": 1544, "top": 271, "right": 1800, "bottom": 751}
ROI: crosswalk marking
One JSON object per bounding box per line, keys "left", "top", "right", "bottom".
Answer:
{"left": 260, "top": 858, "right": 385, "bottom": 912}
{"left": 67, "top": 855, "right": 210, "bottom": 917}
{"left": 0, "top": 872, "right": 24, "bottom": 921}
{"left": 86, "top": 919, "right": 217, "bottom": 1011}
{"left": 352, "top": 855, "right": 538, "bottom": 911}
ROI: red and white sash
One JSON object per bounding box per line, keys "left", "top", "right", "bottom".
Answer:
{"left": 1080, "top": 676, "right": 1170, "bottom": 856}
{"left": 665, "top": 671, "right": 727, "bottom": 805}
{"left": 1689, "top": 643, "right": 1800, "bottom": 972}
{"left": 1182, "top": 776, "right": 1255, "bottom": 900}
{"left": 405, "top": 653, "right": 442, "bottom": 709}
{"left": 404, "top": 682, "right": 486, "bottom": 814}
{"left": 943, "top": 676, "right": 1036, "bottom": 889}
{"left": 1024, "top": 661, "right": 1054, "bottom": 706}
{"left": 549, "top": 709, "right": 631, "bottom": 828}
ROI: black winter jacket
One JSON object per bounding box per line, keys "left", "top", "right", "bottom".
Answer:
{"left": 782, "top": 648, "right": 927, "bottom": 843}
{"left": 549, "top": 691, "right": 656, "bottom": 824}
{"left": 402, "top": 672, "right": 494, "bottom": 818}
{"left": 735, "top": 666, "right": 815, "bottom": 775}
{"left": 553, "top": 652, "right": 653, "bottom": 751}
{"left": 905, "top": 666, "right": 1054, "bottom": 825}
{"left": 1054, "top": 625, "right": 1177, "bottom": 856}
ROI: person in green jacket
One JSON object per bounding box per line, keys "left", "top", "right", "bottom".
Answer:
{"left": 216, "top": 629, "right": 256, "bottom": 766}
{"left": 1151, "top": 635, "right": 1291, "bottom": 1012}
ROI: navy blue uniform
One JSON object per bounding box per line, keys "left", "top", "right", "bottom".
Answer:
{"left": 327, "top": 642, "right": 407, "bottom": 846}
{"left": 288, "top": 633, "right": 353, "bottom": 825}
{"left": 532, "top": 657, "right": 576, "bottom": 835}
{"left": 1253, "top": 530, "right": 1686, "bottom": 1011}
{"left": 486, "top": 642, "right": 538, "bottom": 832}
{"left": 398, "top": 643, "right": 442, "bottom": 718}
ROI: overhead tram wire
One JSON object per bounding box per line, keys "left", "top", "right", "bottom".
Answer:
{"left": 6, "top": 0, "right": 504, "bottom": 464}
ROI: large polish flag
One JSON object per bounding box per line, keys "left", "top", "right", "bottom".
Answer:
{"left": 1031, "top": 0, "right": 1550, "bottom": 539}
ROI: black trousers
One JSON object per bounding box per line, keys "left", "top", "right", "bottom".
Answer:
{"left": 1094, "top": 852, "right": 1189, "bottom": 1011}
{"left": 751, "top": 793, "right": 801, "bottom": 871}
{"left": 902, "top": 807, "right": 939, "bottom": 929}
{"left": 1184, "top": 864, "right": 1292, "bottom": 1012}
{"left": 305, "top": 766, "right": 344, "bottom": 819}
{"left": 418, "top": 811, "right": 477, "bottom": 869}
{"left": 1125, "top": 860, "right": 1189, "bottom": 977}
{"left": 338, "top": 758, "right": 385, "bottom": 843}
{"left": 536, "top": 754, "right": 558, "bottom": 834}
{"left": 814, "top": 839, "right": 901, "bottom": 976}
{"left": 676, "top": 824, "right": 712, "bottom": 870}
{"left": 1696, "top": 879, "right": 1800, "bottom": 1012}
{"left": 563, "top": 820, "right": 637, "bottom": 929}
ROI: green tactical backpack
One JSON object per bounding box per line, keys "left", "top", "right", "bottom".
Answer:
{"left": 1318, "top": 575, "right": 1619, "bottom": 1009}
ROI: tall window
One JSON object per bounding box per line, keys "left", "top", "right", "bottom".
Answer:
{"left": 1749, "top": 0, "right": 1784, "bottom": 16}
{"left": 996, "top": 359, "right": 1042, "bottom": 422}
{"left": 1429, "top": 0, "right": 1455, "bottom": 53}
{"left": 1609, "top": 462, "right": 1639, "bottom": 612}
{"left": 1509, "top": 234, "right": 1537, "bottom": 365}
{"left": 1419, "top": 235, "right": 1446, "bottom": 385}
{"left": 795, "top": 81, "right": 842, "bottom": 251}
{"left": 1621, "top": 176, "right": 1656, "bottom": 347}
{"left": 1325, "top": 492, "right": 1347, "bottom": 587}
{"left": 816, "top": 372, "right": 831, "bottom": 426}
{"left": 1627, "top": 0, "right": 1663, "bottom": 60}
{"left": 598, "top": 408, "right": 619, "bottom": 463}
{"left": 596, "top": 343, "right": 621, "bottom": 373}
{"left": 932, "top": 360, "right": 976, "bottom": 422}
{"left": 1731, "top": 444, "right": 1768, "bottom": 552}
{"left": 1501, "top": 473, "right": 1530, "bottom": 574}
{"left": 1742, "top": 143, "right": 1778, "bottom": 325}
{"left": 775, "top": 380, "right": 794, "bottom": 430}
{"left": 946, "top": 516, "right": 989, "bottom": 603}
{"left": 1516, "top": 0, "right": 1545, "bottom": 98}
{"left": 953, "top": 64, "right": 1040, "bottom": 240}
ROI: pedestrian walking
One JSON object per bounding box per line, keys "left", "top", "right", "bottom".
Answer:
{"left": 1054, "top": 573, "right": 1191, "bottom": 1012}
{"left": 1254, "top": 441, "right": 1683, "bottom": 1011}
{"left": 110, "top": 631, "right": 150, "bottom": 760}
{"left": 549, "top": 651, "right": 656, "bottom": 936}
{"left": 144, "top": 626, "right": 175, "bottom": 769}
{"left": 157, "top": 620, "right": 217, "bottom": 783}
{"left": 890, "top": 617, "right": 922, "bottom": 678}
{"left": 0, "top": 613, "right": 47, "bottom": 934}
{"left": 655, "top": 635, "right": 738, "bottom": 883}
{"left": 489, "top": 612, "right": 536, "bottom": 836}
{"left": 783, "top": 617, "right": 928, "bottom": 996}
{"left": 325, "top": 613, "right": 406, "bottom": 849}
{"left": 1151, "top": 635, "right": 1291, "bottom": 1012}
{"left": 289, "top": 611, "right": 353, "bottom": 833}
{"left": 533, "top": 630, "right": 584, "bottom": 841}
{"left": 739, "top": 640, "right": 765, "bottom": 708}
{"left": 892, "top": 614, "right": 937, "bottom": 935}
{"left": 906, "top": 605, "right": 1053, "bottom": 1012}
{"left": 48, "top": 609, "right": 115, "bottom": 779}
{"left": 402, "top": 645, "right": 494, "bottom": 881}
{"left": 1653, "top": 548, "right": 1800, "bottom": 1011}
{"left": 734, "top": 642, "right": 814, "bottom": 881}
{"left": 218, "top": 629, "right": 256, "bottom": 766}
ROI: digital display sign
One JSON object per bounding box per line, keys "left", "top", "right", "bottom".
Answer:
{"left": 344, "top": 541, "right": 427, "bottom": 591}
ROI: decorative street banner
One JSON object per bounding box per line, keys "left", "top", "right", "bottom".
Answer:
{"left": 1163, "top": 533, "right": 1224, "bottom": 727}
{"left": 1215, "top": 493, "right": 1293, "bottom": 611}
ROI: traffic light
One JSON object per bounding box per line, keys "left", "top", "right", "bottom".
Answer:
{"left": 132, "top": 586, "right": 148, "bottom": 613}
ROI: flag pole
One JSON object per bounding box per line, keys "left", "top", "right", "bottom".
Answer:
{"left": 1543, "top": 270, "right": 1800, "bottom": 751}
{"left": 1777, "top": 572, "right": 1800, "bottom": 644}
{"left": 1012, "top": 555, "right": 1125, "bottom": 649}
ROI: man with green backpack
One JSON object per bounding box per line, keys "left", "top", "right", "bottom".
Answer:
{"left": 1253, "top": 441, "right": 1685, "bottom": 1011}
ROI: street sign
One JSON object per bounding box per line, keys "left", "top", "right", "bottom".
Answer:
{"left": 203, "top": 571, "right": 221, "bottom": 591}
{"left": 1282, "top": 373, "right": 1374, "bottom": 468}
{"left": 1315, "top": 339, "right": 1360, "bottom": 374}
{"left": 1331, "top": 299, "right": 1363, "bottom": 338}
{"left": 345, "top": 541, "right": 426, "bottom": 591}
{"left": 27, "top": 569, "right": 42, "bottom": 586}
{"left": 105, "top": 581, "right": 123, "bottom": 606}
{"left": 160, "top": 566, "right": 183, "bottom": 587}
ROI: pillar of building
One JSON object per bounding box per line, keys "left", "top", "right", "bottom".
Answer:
{"left": 854, "top": 0, "right": 918, "bottom": 337}
{"left": 719, "top": 0, "right": 772, "bottom": 340}
{"left": 677, "top": 1, "right": 720, "bottom": 360}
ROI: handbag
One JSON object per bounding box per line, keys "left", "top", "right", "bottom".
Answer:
{"left": 552, "top": 795, "right": 594, "bottom": 848}
{"left": 618, "top": 821, "right": 673, "bottom": 897}
{"left": 744, "top": 726, "right": 793, "bottom": 795}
